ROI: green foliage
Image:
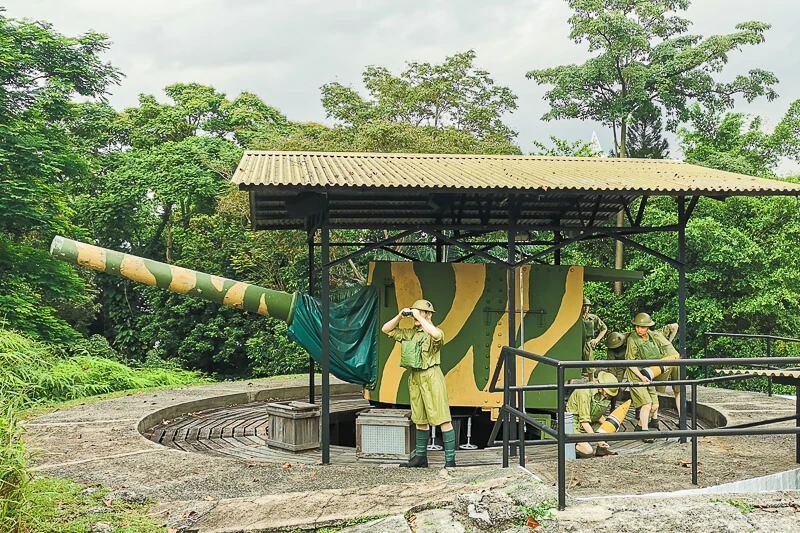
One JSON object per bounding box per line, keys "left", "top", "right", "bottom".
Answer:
{"left": 0, "top": 12, "right": 120, "bottom": 343}
{"left": 625, "top": 105, "right": 669, "bottom": 158}
{"left": 519, "top": 498, "right": 556, "bottom": 525}
{"left": 531, "top": 135, "right": 599, "bottom": 157}
{"left": 247, "top": 325, "right": 312, "bottom": 377}
{"left": 678, "top": 105, "right": 782, "bottom": 176}
{"left": 0, "top": 328, "right": 206, "bottom": 530}
{"left": 526, "top": 0, "right": 778, "bottom": 156}
{"left": 321, "top": 50, "right": 519, "bottom": 144}
{"left": 725, "top": 497, "right": 754, "bottom": 514}
{"left": 0, "top": 237, "right": 95, "bottom": 344}
{"left": 0, "top": 329, "right": 207, "bottom": 406}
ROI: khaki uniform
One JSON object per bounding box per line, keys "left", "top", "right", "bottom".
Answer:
{"left": 582, "top": 313, "right": 607, "bottom": 373}
{"left": 607, "top": 326, "right": 675, "bottom": 384}
{"left": 388, "top": 327, "right": 451, "bottom": 426}
{"left": 566, "top": 388, "right": 611, "bottom": 434}
{"left": 625, "top": 330, "right": 676, "bottom": 408}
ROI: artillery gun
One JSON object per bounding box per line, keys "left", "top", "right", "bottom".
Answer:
{"left": 51, "top": 235, "right": 633, "bottom": 435}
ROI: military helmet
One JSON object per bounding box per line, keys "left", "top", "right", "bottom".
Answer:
{"left": 596, "top": 371, "right": 619, "bottom": 397}
{"left": 410, "top": 299, "right": 436, "bottom": 313}
{"left": 632, "top": 312, "right": 655, "bottom": 327}
{"left": 582, "top": 297, "right": 592, "bottom": 306}
{"left": 605, "top": 331, "right": 626, "bottom": 349}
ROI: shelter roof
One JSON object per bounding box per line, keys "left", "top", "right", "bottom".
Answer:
{"left": 718, "top": 369, "right": 800, "bottom": 379}
{"left": 232, "top": 151, "right": 800, "bottom": 230}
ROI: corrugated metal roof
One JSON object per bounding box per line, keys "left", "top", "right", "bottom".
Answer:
{"left": 232, "top": 151, "right": 800, "bottom": 194}
{"left": 717, "top": 369, "right": 800, "bottom": 378}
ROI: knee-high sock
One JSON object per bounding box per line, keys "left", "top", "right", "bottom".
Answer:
{"left": 442, "top": 429, "right": 456, "bottom": 462}
{"left": 416, "top": 429, "right": 429, "bottom": 458}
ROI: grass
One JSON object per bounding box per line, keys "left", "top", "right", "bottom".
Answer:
{"left": 0, "top": 330, "right": 209, "bottom": 407}
{"left": 0, "top": 329, "right": 209, "bottom": 532}
{"left": 278, "top": 514, "right": 391, "bottom": 533}
{"left": 0, "top": 395, "right": 29, "bottom": 533}
{"left": 519, "top": 498, "right": 557, "bottom": 525}
{"left": 11, "top": 477, "right": 162, "bottom": 533}
{"left": 726, "top": 498, "right": 754, "bottom": 514}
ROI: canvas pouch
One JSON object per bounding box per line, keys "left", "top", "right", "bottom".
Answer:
{"left": 400, "top": 334, "right": 426, "bottom": 369}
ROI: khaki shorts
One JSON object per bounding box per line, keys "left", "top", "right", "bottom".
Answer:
{"left": 654, "top": 365, "right": 680, "bottom": 393}
{"left": 407, "top": 365, "right": 451, "bottom": 426}
{"left": 626, "top": 369, "right": 659, "bottom": 408}
{"left": 574, "top": 420, "right": 601, "bottom": 434}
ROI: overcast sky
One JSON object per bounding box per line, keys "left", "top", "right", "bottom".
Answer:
{"left": 5, "top": 0, "right": 799, "bottom": 167}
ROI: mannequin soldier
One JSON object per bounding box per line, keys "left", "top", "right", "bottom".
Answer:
{"left": 581, "top": 298, "right": 608, "bottom": 381}
{"left": 381, "top": 299, "right": 457, "bottom": 468}
{"left": 624, "top": 313, "right": 680, "bottom": 441}
{"left": 566, "top": 371, "right": 620, "bottom": 458}
{"left": 605, "top": 322, "right": 678, "bottom": 410}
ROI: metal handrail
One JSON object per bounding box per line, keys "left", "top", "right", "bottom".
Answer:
{"left": 491, "top": 345, "right": 800, "bottom": 510}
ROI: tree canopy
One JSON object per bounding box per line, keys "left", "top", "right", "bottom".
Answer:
{"left": 321, "top": 50, "right": 519, "bottom": 144}
{"left": 0, "top": 7, "right": 798, "bottom": 380}
{"left": 525, "top": 0, "right": 778, "bottom": 157}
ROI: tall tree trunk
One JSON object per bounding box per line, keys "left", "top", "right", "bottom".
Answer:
{"left": 615, "top": 122, "right": 628, "bottom": 295}
{"left": 145, "top": 203, "right": 173, "bottom": 259}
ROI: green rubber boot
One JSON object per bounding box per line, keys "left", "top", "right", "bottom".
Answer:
{"left": 442, "top": 428, "right": 457, "bottom": 467}
{"left": 400, "top": 429, "right": 430, "bottom": 468}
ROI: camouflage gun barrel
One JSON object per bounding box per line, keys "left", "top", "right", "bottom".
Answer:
{"left": 50, "top": 236, "right": 298, "bottom": 325}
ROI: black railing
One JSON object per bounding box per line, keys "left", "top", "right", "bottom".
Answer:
{"left": 490, "top": 346, "right": 800, "bottom": 510}
{"left": 702, "top": 333, "right": 800, "bottom": 396}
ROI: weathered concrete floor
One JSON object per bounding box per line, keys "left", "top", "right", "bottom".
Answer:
{"left": 24, "top": 378, "right": 800, "bottom": 532}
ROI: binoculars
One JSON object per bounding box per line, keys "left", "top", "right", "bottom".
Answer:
{"left": 401, "top": 310, "right": 413, "bottom": 317}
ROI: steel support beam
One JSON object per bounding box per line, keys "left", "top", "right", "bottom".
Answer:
{"left": 321, "top": 225, "right": 331, "bottom": 464}
{"left": 308, "top": 229, "right": 315, "bottom": 405}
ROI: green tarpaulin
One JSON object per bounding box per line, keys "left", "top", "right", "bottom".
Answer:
{"left": 287, "top": 286, "right": 377, "bottom": 388}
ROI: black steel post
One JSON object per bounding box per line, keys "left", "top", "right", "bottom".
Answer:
{"left": 767, "top": 338, "right": 773, "bottom": 397}
{"left": 703, "top": 334, "right": 708, "bottom": 380}
{"left": 796, "top": 380, "right": 800, "bottom": 464}
{"left": 502, "top": 349, "right": 510, "bottom": 468}
{"left": 678, "top": 197, "right": 688, "bottom": 440}
{"left": 308, "top": 231, "right": 315, "bottom": 405}
{"left": 692, "top": 382, "right": 698, "bottom": 485}
{"left": 554, "top": 231, "right": 561, "bottom": 265}
{"left": 321, "top": 226, "right": 331, "bottom": 464}
{"left": 518, "top": 389, "right": 526, "bottom": 466}
{"left": 508, "top": 227, "right": 518, "bottom": 457}
{"left": 557, "top": 365, "right": 566, "bottom": 510}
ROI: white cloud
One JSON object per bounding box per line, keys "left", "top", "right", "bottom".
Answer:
{"left": 4, "top": 0, "right": 798, "bottom": 156}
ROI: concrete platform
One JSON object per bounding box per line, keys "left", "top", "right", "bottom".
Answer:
{"left": 24, "top": 378, "right": 800, "bottom": 532}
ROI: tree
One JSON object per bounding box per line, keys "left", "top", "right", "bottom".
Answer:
{"left": 0, "top": 11, "right": 120, "bottom": 342}
{"left": 525, "top": 0, "right": 778, "bottom": 158}
{"left": 257, "top": 121, "right": 522, "bottom": 155}
{"left": 531, "top": 135, "right": 600, "bottom": 157}
{"left": 526, "top": 0, "right": 778, "bottom": 294}
{"left": 677, "top": 104, "right": 783, "bottom": 177}
{"left": 321, "top": 50, "right": 519, "bottom": 144}
{"left": 624, "top": 106, "right": 669, "bottom": 159}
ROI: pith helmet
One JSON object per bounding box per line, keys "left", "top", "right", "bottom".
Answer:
{"left": 583, "top": 297, "right": 592, "bottom": 306}
{"left": 596, "top": 371, "right": 619, "bottom": 397}
{"left": 606, "top": 332, "right": 626, "bottom": 349}
{"left": 411, "top": 299, "right": 435, "bottom": 313}
{"left": 632, "top": 312, "right": 655, "bottom": 327}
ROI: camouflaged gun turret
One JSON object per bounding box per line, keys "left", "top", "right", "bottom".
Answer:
{"left": 51, "top": 235, "right": 639, "bottom": 415}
